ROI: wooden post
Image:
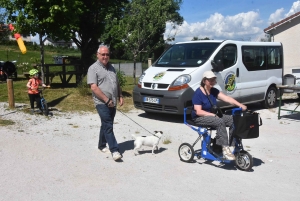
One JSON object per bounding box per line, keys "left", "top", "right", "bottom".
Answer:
{"left": 62, "top": 59, "right": 66, "bottom": 86}
{"left": 148, "top": 58, "right": 152, "bottom": 68}
{"left": 7, "top": 79, "right": 15, "bottom": 108}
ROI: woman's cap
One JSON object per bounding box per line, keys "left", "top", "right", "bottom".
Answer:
{"left": 203, "top": 71, "right": 216, "bottom": 79}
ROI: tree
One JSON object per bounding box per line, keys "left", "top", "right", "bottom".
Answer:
{"left": 71, "top": 0, "right": 128, "bottom": 70}
{"left": 191, "top": 36, "right": 211, "bottom": 41}
{"left": 0, "top": 0, "right": 127, "bottom": 73}
{"left": 104, "top": 0, "right": 183, "bottom": 84}
{"left": 260, "top": 34, "right": 271, "bottom": 42}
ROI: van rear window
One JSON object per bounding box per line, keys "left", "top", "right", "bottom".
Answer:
{"left": 242, "top": 46, "right": 283, "bottom": 71}
{"left": 154, "top": 42, "right": 221, "bottom": 67}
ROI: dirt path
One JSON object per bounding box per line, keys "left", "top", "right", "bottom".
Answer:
{"left": 1, "top": 101, "right": 300, "bottom": 200}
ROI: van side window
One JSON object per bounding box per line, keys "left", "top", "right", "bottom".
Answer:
{"left": 267, "top": 47, "right": 282, "bottom": 69}
{"left": 242, "top": 46, "right": 266, "bottom": 71}
{"left": 213, "top": 44, "right": 237, "bottom": 70}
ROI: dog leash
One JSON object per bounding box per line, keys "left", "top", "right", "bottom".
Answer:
{"left": 116, "top": 108, "right": 156, "bottom": 136}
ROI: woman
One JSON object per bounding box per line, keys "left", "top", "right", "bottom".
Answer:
{"left": 191, "top": 71, "right": 247, "bottom": 160}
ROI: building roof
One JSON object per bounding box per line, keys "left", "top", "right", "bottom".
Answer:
{"left": 264, "top": 11, "right": 300, "bottom": 33}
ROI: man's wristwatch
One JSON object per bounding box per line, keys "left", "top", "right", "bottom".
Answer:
{"left": 105, "top": 98, "right": 111, "bottom": 106}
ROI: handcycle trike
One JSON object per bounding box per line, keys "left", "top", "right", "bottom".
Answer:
{"left": 31, "top": 87, "right": 50, "bottom": 116}
{"left": 38, "top": 88, "right": 49, "bottom": 116}
{"left": 178, "top": 107, "right": 259, "bottom": 171}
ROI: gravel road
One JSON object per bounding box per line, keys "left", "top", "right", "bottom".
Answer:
{"left": 1, "top": 98, "right": 300, "bottom": 201}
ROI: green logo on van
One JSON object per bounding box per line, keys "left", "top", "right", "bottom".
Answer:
{"left": 224, "top": 72, "right": 236, "bottom": 93}
{"left": 153, "top": 72, "right": 165, "bottom": 81}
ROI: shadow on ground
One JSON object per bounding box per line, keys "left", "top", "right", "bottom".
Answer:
{"left": 138, "top": 112, "right": 183, "bottom": 123}
{"left": 47, "top": 94, "right": 70, "bottom": 108}
{"left": 118, "top": 139, "right": 167, "bottom": 155}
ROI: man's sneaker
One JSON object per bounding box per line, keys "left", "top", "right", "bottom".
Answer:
{"left": 99, "top": 147, "right": 111, "bottom": 153}
{"left": 222, "top": 146, "right": 236, "bottom": 160}
{"left": 112, "top": 152, "right": 122, "bottom": 161}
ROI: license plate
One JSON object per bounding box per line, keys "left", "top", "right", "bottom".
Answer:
{"left": 143, "top": 97, "right": 160, "bottom": 104}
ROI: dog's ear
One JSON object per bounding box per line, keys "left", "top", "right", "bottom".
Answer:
{"left": 154, "top": 131, "right": 158, "bottom": 133}
{"left": 161, "top": 131, "right": 163, "bottom": 134}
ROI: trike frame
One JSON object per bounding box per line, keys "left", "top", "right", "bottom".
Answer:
{"left": 178, "top": 107, "right": 253, "bottom": 171}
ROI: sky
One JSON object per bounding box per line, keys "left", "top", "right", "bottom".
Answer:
{"left": 31, "top": 0, "right": 300, "bottom": 44}
{"left": 164, "top": 0, "right": 300, "bottom": 43}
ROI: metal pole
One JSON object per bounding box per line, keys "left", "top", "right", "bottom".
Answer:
{"left": 7, "top": 79, "right": 15, "bottom": 108}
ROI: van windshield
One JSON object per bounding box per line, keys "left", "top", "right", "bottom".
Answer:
{"left": 154, "top": 42, "right": 221, "bottom": 67}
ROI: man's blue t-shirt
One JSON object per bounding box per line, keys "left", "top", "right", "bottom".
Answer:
{"left": 191, "top": 87, "right": 220, "bottom": 119}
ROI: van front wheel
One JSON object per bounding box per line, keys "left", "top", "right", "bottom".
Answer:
{"left": 261, "top": 86, "right": 277, "bottom": 108}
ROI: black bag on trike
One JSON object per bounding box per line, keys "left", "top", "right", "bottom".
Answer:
{"left": 232, "top": 111, "right": 262, "bottom": 139}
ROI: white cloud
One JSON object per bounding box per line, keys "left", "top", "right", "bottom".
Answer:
{"left": 285, "top": 0, "right": 300, "bottom": 16}
{"left": 268, "top": 8, "right": 285, "bottom": 25}
{"left": 268, "top": 1, "right": 300, "bottom": 25}
{"left": 165, "top": 11, "right": 263, "bottom": 43}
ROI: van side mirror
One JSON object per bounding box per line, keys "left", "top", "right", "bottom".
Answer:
{"left": 211, "top": 59, "right": 224, "bottom": 72}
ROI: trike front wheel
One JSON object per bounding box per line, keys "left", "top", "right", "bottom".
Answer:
{"left": 235, "top": 151, "right": 253, "bottom": 171}
{"left": 178, "top": 143, "right": 195, "bottom": 162}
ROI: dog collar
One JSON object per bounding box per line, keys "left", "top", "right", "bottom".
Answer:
{"left": 153, "top": 134, "right": 161, "bottom": 139}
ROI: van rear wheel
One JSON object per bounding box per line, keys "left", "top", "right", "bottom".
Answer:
{"left": 261, "top": 86, "right": 277, "bottom": 108}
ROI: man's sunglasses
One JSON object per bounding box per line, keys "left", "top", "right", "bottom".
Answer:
{"left": 98, "top": 53, "right": 110, "bottom": 57}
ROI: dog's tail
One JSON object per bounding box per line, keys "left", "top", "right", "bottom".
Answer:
{"left": 131, "top": 134, "right": 137, "bottom": 140}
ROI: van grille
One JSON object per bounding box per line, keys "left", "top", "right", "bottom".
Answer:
{"left": 143, "top": 82, "right": 169, "bottom": 89}
{"left": 164, "top": 106, "right": 178, "bottom": 112}
{"left": 143, "top": 103, "right": 163, "bottom": 111}
{"left": 134, "top": 102, "right": 178, "bottom": 113}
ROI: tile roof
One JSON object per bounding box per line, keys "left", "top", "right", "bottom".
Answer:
{"left": 264, "top": 11, "right": 300, "bottom": 33}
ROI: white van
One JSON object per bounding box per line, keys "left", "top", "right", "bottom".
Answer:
{"left": 133, "top": 40, "right": 283, "bottom": 114}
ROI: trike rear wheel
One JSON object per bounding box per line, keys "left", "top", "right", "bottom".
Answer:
{"left": 235, "top": 150, "right": 253, "bottom": 171}
{"left": 178, "top": 143, "right": 195, "bottom": 162}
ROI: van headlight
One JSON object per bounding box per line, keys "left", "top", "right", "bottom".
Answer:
{"left": 138, "top": 73, "right": 145, "bottom": 88}
{"left": 168, "top": 75, "right": 191, "bottom": 91}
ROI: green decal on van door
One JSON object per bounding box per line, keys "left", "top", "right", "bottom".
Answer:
{"left": 224, "top": 72, "right": 236, "bottom": 94}
{"left": 153, "top": 72, "right": 166, "bottom": 81}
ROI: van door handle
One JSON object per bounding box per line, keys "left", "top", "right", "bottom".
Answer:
{"left": 236, "top": 68, "right": 239, "bottom": 77}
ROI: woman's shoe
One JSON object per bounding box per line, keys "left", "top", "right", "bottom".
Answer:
{"left": 222, "top": 146, "right": 236, "bottom": 160}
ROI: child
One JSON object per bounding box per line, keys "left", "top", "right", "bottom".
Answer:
{"left": 26, "top": 69, "right": 46, "bottom": 114}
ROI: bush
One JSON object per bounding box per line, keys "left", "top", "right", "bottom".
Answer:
{"left": 77, "top": 76, "right": 90, "bottom": 96}
{"left": 117, "top": 70, "right": 127, "bottom": 88}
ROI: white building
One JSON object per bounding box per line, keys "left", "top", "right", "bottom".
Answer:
{"left": 44, "top": 37, "right": 72, "bottom": 48}
{"left": 264, "top": 11, "right": 300, "bottom": 74}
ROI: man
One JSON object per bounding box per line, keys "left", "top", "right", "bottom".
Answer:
{"left": 87, "top": 45, "right": 124, "bottom": 161}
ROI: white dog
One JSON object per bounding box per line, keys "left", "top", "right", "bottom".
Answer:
{"left": 132, "top": 131, "right": 163, "bottom": 155}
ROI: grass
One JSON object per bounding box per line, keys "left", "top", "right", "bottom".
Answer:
{"left": 0, "top": 44, "right": 147, "bottom": 74}
{"left": 0, "top": 75, "right": 137, "bottom": 113}
{"left": 0, "top": 44, "right": 81, "bottom": 74}
{"left": 1, "top": 44, "right": 140, "bottom": 113}
{"left": 0, "top": 117, "right": 15, "bottom": 126}
{"left": 162, "top": 136, "right": 172, "bottom": 144}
